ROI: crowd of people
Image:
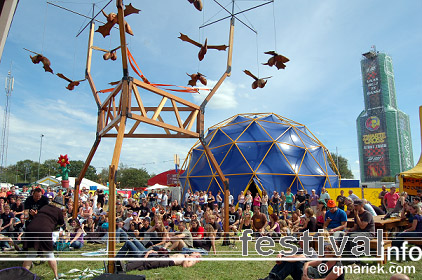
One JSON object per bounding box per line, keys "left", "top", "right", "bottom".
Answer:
{"left": 0, "top": 184, "right": 418, "bottom": 280}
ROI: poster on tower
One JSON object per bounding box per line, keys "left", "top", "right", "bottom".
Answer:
{"left": 361, "top": 57, "right": 382, "bottom": 109}
{"left": 359, "top": 109, "right": 390, "bottom": 181}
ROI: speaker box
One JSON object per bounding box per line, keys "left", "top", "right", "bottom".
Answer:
{"left": 91, "top": 273, "right": 146, "bottom": 280}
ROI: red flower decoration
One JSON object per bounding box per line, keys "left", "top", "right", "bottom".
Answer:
{"left": 57, "top": 154, "right": 70, "bottom": 167}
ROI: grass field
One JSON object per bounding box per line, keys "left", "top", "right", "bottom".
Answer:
{"left": 0, "top": 240, "right": 420, "bottom": 280}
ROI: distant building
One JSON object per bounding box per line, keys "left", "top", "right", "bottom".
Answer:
{"left": 356, "top": 47, "right": 414, "bottom": 182}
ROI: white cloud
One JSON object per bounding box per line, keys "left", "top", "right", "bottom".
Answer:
{"left": 192, "top": 79, "right": 238, "bottom": 109}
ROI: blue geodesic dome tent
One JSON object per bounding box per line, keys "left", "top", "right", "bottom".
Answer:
{"left": 179, "top": 113, "right": 340, "bottom": 200}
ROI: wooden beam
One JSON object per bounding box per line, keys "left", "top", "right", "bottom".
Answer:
{"left": 128, "top": 120, "right": 141, "bottom": 135}
{"left": 186, "top": 109, "right": 199, "bottom": 131}
{"left": 107, "top": 76, "right": 129, "bottom": 273}
{"left": 129, "top": 113, "right": 199, "bottom": 137}
{"left": 87, "top": 74, "right": 101, "bottom": 107}
{"left": 226, "top": 17, "right": 235, "bottom": 77}
{"left": 152, "top": 97, "right": 168, "bottom": 120}
{"left": 132, "top": 84, "right": 147, "bottom": 117}
{"left": 85, "top": 18, "right": 95, "bottom": 75}
{"left": 171, "top": 99, "right": 184, "bottom": 129}
{"left": 99, "top": 115, "right": 122, "bottom": 137}
{"left": 128, "top": 107, "right": 193, "bottom": 112}
{"left": 116, "top": 0, "right": 128, "bottom": 74}
{"left": 73, "top": 137, "right": 101, "bottom": 219}
{"left": 102, "top": 133, "right": 199, "bottom": 138}
{"left": 133, "top": 79, "right": 200, "bottom": 109}
{"left": 157, "top": 115, "right": 171, "bottom": 135}
{"left": 201, "top": 140, "right": 230, "bottom": 236}
{"left": 97, "top": 109, "right": 105, "bottom": 134}
{"left": 101, "top": 82, "right": 122, "bottom": 110}
{"left": 182, "top": 110, "right": 195, "bottom": 130}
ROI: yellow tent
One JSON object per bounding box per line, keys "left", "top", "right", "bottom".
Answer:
{"left": 400, "top": 106, "right": 422, "bottom": 194}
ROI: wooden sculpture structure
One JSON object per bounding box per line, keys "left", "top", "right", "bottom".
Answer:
{"left": 71, "top": 0, "right": 234, "bottom": 272}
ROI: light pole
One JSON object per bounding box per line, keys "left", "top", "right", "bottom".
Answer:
{"left": 37, "top": 134, "right": 44, "bottom": 180}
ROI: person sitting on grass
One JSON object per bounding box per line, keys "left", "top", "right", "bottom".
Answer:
{"left": 298, "top": 208, "right": 317, "bottom": 233}
{"left": 252, "top": 206, "right": 267, "bottom": 238}
{"left": 239, "top": 212, "right": 253, "bottom": 231}
{"left": 146, "top": 216, "right": 169, "bottom": 247}
{"left": 68, "top": 219, "right": 84, "bottom": 249}
{"left": 164, "top": 221, "right": 193, "bottom": 252}
{"left": 266, "top": 213, "right": 281, "bottom": 239}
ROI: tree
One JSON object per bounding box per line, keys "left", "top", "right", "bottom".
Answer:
{"left": 97, "top": 168, "right": 109, "bottom": 185}
{"left": 68, "top": 160, "right": 97, "bottom": 181}
{"left": 329, "top": 154, "right": 354, "bottom": 179}
{"left": 116, "top": 165, "right": 151, "bottom": 189}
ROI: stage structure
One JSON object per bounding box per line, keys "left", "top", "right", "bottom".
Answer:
{"left": 67, "top": 0, "right": 274, "bottom": 272}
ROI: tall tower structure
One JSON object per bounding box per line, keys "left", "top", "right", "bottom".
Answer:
{"left": 0, "top": 70, "right": 13, "bottom": 182}
{"left": 357, "top": 47, "right": 414, "bottom": 182}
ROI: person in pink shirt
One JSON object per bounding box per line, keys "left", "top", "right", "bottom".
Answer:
{"left": 253, "top": 192, "right": 261, "bottom": 208}
{"left": 383, "top": 186, "right": 400, "bottom": 213}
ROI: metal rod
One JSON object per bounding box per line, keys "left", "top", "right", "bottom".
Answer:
{"left": 37, "top": 134, "right": 44, "bottom": 180}
{"left": 200, "top": 0, "right": 272, "bottom": 31}
{"left": 46, "top": 1, "right": 116, "bottom": 37}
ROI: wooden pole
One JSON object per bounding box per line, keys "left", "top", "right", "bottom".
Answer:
{"left": 200, "top": 140, "right": 230, "bottom": 241}
{"left": 85, "top": 5, "right": 95, "bottom": 76}
{"left": 116, "top": 0, "right": 129, "bottom": 76}
{"left": 107, "top": 79, "right": 129, "bottom": 273}
{"left": 72, "top": 137, "right": 101, "bottom": 219}
{"left": 419, "top": 106, "right": 422, "bottom": 164}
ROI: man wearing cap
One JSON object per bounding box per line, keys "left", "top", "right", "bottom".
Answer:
{"left": 324, "top": 199, "right": 347, "bottom": 238}
{"left": 343, "top": 199, "right": 375, "bottom": 259}
{"left": 310, "top": 189, "right": 319, "bottom": 214}
{"left": 383, "top": 186, "right": 399, "bottom": 213}
{"left": 319, "top": 187, "right": 330, "bottom": 203}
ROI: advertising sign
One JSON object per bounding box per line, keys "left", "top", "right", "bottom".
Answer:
{"left": 361, "top": 57, "right": 382, "bottom": 109}
{"left": 360, "top": 109, "right": 390, "bottom": 181}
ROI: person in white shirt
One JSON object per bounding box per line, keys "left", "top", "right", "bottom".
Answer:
{"left": 161, "top": 191, "right": 168, "bottom": 208}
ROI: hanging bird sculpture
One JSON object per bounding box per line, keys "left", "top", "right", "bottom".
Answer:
{"left": 24, "top": 48, "right": 53, "bottom": 73}
{"left": 187, "top": 72, "right": 207, "bottom": 87}
{"left": 187, "top": 0, "right": 203, "bottom": 11}
{"left": 263, "top": 51, "right": 289, "bottom": 70}
{"left": 178, "top": 33, "right": 228, "bottom": 61}
{"left": 243, "top": 70, "right": 271, "bottom": 89}
{"left": 96, "top": 3, "right": 140, "bottom": 38}
{"left": 56, "top": 73, "right": 86, "bottom": 91}
{"left": 92, "top": 45, "right": 121, "bottom": 61}
{"left": 30, "top": 54, "right": 53, "bottom": 74}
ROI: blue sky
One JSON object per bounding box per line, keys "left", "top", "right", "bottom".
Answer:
{"left": 0, "top": 0, "right": 421, "bottom": 180}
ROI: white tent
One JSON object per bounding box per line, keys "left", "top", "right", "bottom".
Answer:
{"left": 36, "top": 176, "right": 60, "bottom": 186}
{"left": 146, "top": 184, "right": 181, "bottom": 203}
{"left": 68, "top": 177, "right": 108, "bottom": 190}
{"left": 53, "top": 176, "right": 108, "bottom": 190}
